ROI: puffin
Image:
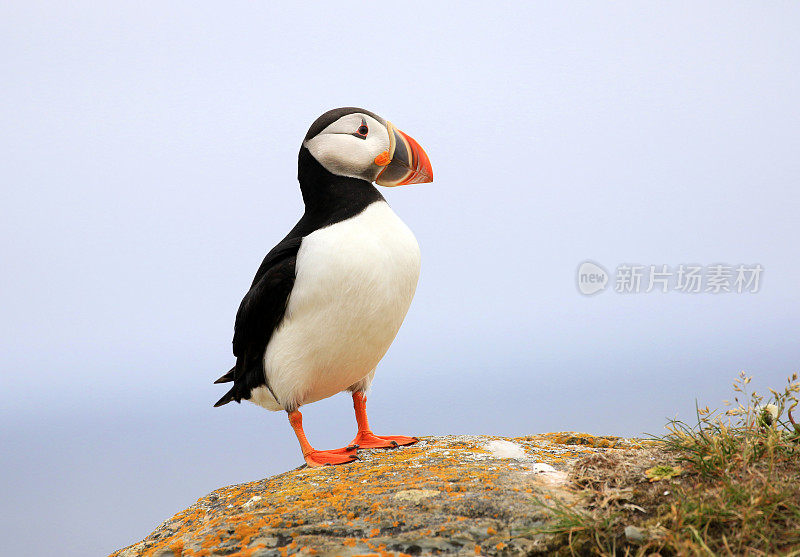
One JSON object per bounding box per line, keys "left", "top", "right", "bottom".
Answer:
{"left": 214, "top": 107, "right": 433, "bottom": 467}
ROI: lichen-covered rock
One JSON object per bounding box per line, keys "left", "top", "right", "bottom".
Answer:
{"left": 111, "top": 433, "right": 643, "bottom": 557}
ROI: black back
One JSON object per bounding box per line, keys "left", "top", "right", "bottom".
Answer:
{"left": 213, "top": 142, "right": 384, "bottom": 409}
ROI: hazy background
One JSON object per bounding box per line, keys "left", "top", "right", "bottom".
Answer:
{"left": 2, "top": 2, "right": 799, "bottom": 555}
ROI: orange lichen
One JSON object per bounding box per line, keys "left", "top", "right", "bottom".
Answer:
{"left": 226, "top": 546, "right": 266, "bottom": 557}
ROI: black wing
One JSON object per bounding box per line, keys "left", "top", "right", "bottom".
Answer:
{"left": 213, "top": 237, "right": 302, "bottom": 407}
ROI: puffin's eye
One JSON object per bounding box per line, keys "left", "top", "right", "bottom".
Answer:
{"left": 352, "top": 118, "right": 368, "bottom": 139}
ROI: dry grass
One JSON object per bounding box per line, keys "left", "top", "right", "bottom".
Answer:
{"left": 539, "top": 372, "right": 800, "bottom": 556}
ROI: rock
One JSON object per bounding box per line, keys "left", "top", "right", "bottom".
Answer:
{"left": 111, "top": 433, "right": 644, "bottom": 557}
{"left": 392, "top": 489, "right": 441, "bottom": 502}
{"left": 624, "top": 525, "right": 646, "bottom": 543}
{"left": 484, "top": 439, "right": 528, "bottom": 459}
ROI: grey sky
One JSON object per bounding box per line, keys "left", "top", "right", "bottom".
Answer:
{"left": 2, "top": 2, "right": 799, "bottom": 555}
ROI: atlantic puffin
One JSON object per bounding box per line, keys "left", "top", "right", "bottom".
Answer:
{"left": 214, "top": 107, "right": 433, "bottom": 467}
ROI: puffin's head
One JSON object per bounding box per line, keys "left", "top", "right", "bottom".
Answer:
{"left": 302, "top": 107, "right": 433, "bottom": 186}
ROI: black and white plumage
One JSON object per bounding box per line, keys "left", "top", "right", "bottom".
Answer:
{"left": 214, "top": 107, "right": 432, "bottom": 452}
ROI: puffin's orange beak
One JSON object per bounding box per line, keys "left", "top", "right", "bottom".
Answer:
{"left": 375, "top": 122, "right": 433, "bottom": 186}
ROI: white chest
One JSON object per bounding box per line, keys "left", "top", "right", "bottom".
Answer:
{"left": 257, "top": 201, "right": 421, "bottom": 410}
{"left": 294, "top": 200, "right": 420, "bottom": 310}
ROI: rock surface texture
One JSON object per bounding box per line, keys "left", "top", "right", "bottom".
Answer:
{"left": 111, "top": 434, "right": 641, "bottom": 557}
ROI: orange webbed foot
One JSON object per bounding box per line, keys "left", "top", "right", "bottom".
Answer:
{"left": 303, "top": 447, "right": 359, "bottom": 467}
{"left": 348, "top": 431, "right": 418, "bottom": 450}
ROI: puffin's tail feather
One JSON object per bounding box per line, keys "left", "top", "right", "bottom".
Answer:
{"left": 214, "top": 366, "right": 236, "bottom": 384}
{"left": 214, "top": 386, "right": 237, "bottom": 407}
{"left": 213, "top": 366, "right": 237, "bottom": 406}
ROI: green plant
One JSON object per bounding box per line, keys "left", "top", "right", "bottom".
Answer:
{"left": 538, "top": 372, "right": 800, "bottom": 556}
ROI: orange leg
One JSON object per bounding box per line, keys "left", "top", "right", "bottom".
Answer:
{"left": 346, "top": 391, "right": 418, "bottom": 450}
{"left": 288, "top": 410, "right": 358, "bottom": 467}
